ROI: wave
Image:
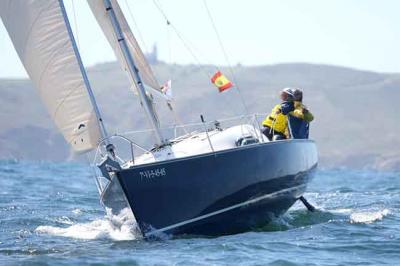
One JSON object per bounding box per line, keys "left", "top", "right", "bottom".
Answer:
{"left": 35, "top": 208, "right": 141, "bottom": 241}
{"left": 256, "top": 195, "right": 392, "bottom": 232}
{"left": 350, "top": 209, "right": 391, "bottom": 224}
{"left": 34, "top": 198, "right": 392, "bottom": 240}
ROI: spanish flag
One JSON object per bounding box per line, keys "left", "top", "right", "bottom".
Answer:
{"left": 211, "top": 71, "right": 233, "bottom": 92}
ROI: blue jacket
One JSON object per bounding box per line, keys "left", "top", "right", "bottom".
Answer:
{"left": 280, "top": 101, "right": 295, "bottom": 115}
{"left": 289, "top": 115, "right": 310, "bottom": 139}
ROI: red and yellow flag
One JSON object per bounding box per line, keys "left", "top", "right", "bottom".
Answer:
{"left": 211, "top": 71, "right": 233, "bottom": 92}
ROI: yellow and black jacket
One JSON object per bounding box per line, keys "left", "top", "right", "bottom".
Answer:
{"left": 262, "top": 101, "right": 295, "bottom": 134}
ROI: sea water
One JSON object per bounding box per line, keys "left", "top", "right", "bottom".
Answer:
{"left": 0, "top": 160, "right": 399, "bottom": 265}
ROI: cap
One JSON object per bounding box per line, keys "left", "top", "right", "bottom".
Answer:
{"left": 293, "top": 88, "right": 303, "bottom": 101}
{"left": 282, "top": 87, "right": 295, "bottom": 97}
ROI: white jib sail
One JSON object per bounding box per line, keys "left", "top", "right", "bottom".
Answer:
{"left": 0, "top": 0, "right": 102, "bottom": 153}
{"left": 87, "top": 0, "right": 162, "bottom": 95}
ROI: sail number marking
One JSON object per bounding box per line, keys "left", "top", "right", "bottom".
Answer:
{"left": 139, "top": 168, "right": 166, "bottom": 180}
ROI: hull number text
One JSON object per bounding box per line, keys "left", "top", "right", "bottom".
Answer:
{"left": 139, "top": 168, "right": 166, "bottom": 180}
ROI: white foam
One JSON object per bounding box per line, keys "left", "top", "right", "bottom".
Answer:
{"left": 71, "top": 208, "right": 82, "bottom": 215}
{"left": 36, "top": 208, "right": 141, "bottom": 241}
{"left": 55, "top": 216, "right": 74, "bottom": 225}
{"left": 350, "top": 209, "right": 391, "bottom": 224}
{"left": 330, "top": 208, "right": 353, "bottom": 214}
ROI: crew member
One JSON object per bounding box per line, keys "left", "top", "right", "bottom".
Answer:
{"left": 262, "top": 88, "right": 295, "bottom": 141}
{"left": 287, "top": 88, "right": 314, "bottom": 139}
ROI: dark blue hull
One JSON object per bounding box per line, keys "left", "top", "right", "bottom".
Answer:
{"left": 116, "top": 140, "right": 318, "bottom": 237}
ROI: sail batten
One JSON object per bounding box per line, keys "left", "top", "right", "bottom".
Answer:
{"left": 0, "top": 0, "right": 103, "bottom": 153}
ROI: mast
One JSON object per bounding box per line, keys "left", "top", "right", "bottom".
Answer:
{"left": 59, "top": 0, "right": 109, "bottom": 144}
{"left": 102, "top": 0, "right": 165, "bottom": 145}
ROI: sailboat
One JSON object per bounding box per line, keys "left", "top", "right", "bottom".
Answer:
{"left": 1, "top": 0, "right": 318, "bottom": 237}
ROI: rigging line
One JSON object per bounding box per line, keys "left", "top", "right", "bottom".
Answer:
{"left": 202, "top": 0, "right": 250, "bottom": 116}
{"left": 162, "top": 10, "right": 184, "bottom": 128}
{"left": 85, "top": 153, "right": 103, "bottom": 195}
{"left": 151, "top": 0, "right": 236, "bottom": 128}
{"left": 126, "top": 0, "right": 177, "bottom": 129}
{"left": 152, "top": 0, "right": 211, "bottom": 80}
{"left": 166, "top": 18, "right": 172, "bottom": 65}
{"left": 71, "top": 0, "right": 79, "bottom": 49}
{"left": 151, "top": 0, "right": 219, "bottom": 131}
{"left": 124, "top": 0, "right": 149, "bottom": 53}
{"left": 162, "top": 24, "right": 191, "bottom": 134}
{"left": 125, "top": 0, "right": 181, "bottom": 131}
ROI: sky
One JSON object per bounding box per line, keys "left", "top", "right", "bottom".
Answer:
{"left": 1, "top": 0, "right": 400, "bottom": 78}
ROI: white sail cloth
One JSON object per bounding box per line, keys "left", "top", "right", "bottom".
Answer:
{"left": 87, "top": 0, "right": 161, "bottom": 94}
{"left": 0, "top": 0, "right": 102, "bottom": 153}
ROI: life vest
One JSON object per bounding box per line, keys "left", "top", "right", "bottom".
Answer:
{"left": 290, "top": 101, "right": 314, "bottom": 122}
{"left": 262, "top": 104, "right": 288, "bottom": 134}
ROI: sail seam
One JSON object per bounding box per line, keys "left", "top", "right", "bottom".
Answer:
{"left": 53, "top": 82, "right": 84, "bottom": 122}
{"left": 35, "top": 4, "right": 79, "bottom": 122}
{"left": 22, "top": 3, "right": 52, "bottom": 61}
{"left": 37, "top": 42, "right": 69, "bottom": 95}
{"left": 35, "top": 39, "right": 82, "bottom": 123}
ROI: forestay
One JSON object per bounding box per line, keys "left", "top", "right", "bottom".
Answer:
{"left": 87, "top": 0, "right": 162, "bottom": 95}
{"left": 0, "top": 0, "right": 102, "bottom": 153}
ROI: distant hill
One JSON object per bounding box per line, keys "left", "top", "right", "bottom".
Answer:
{"left": 0, "top": 62, "right": 399, "bottom": 171}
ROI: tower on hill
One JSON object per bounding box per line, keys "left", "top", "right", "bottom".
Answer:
{"left": 146, "top": 44, "right": 158, "bottom": 64}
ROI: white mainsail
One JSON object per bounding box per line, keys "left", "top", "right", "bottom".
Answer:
{"left": 87, "top": 0, "right": 162, "bottom": 95}
{"left": 0, "top": 0, "right": 103, "bottom": 153}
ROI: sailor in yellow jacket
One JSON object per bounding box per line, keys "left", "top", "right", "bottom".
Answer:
{"left": 262, "top": 88, "right": 295, "bottom": 141}
{"left": 286, "top": 88, "right": 314, "bottom": 139}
